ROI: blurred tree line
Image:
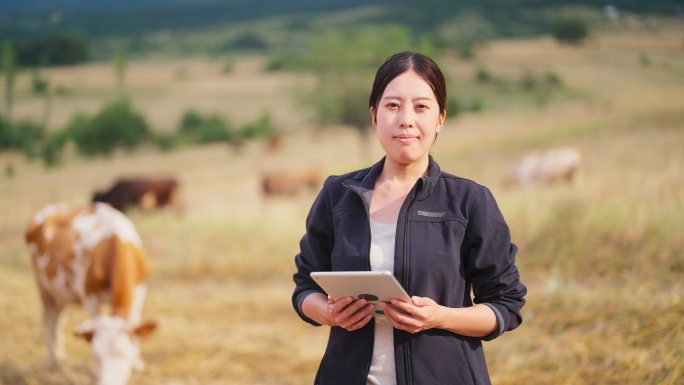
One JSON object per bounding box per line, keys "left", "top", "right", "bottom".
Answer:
{"left": 0, "top": 99, "right": 276, "bottom": 168}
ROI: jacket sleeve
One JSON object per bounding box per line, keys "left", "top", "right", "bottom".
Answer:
{"left": 292, "top": 176, "right": 335, "bottom": 326}
{"left": 463, "top": 186, "right": 527, "bottom": 341}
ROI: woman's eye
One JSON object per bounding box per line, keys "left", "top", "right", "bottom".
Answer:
{"left": 415, "top": 104, "right": 428, "bottom": 110}
{"left": 385, "top": 102, "right": 399, "bottom": 109}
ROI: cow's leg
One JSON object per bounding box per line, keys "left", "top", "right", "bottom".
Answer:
{"left": 39, "top": 288, "right": 65, "bottom": 368}
{"left": 129, "top": 285, "right": 147, "bottom": 325}
{"left": 130, "top": 284, "right": 147, "bottom": 372}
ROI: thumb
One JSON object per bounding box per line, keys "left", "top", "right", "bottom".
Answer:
{"left": 327, "top": 295, "right": 335, "bottom": 304}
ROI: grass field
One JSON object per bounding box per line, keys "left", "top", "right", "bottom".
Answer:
{"left": 1, "top": 23, "right": 683, "bottom": 385}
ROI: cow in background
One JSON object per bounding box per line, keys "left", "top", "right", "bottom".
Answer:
{"left": 261, "top": 168, "right": 322, "bottom": 197}
{"left": 93, "top": 177, "right": 180, "bottom": 213}
{"left": 505, "top": 147, "right": 582, "bottom": 187}
{"left": 25, "top": 203, "right": 157, "bottom": 385}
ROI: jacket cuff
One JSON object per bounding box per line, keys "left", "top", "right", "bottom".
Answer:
{"left": 481, "top": 303, "right": 505, "bottom": 341}
{"left": 296, "top": 290, "right": 325, "bottom": 326}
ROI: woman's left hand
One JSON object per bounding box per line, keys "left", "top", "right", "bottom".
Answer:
{"left": 380, "top": 296, "right": 443, "bottom": 334}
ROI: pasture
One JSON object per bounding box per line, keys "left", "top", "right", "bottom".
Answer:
{"left": 1, "top": 24, "right": 683, "bottom": 384}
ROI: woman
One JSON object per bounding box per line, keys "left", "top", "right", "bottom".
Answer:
{"left": 292, "top": 52, "right": 526, "bottom": 385}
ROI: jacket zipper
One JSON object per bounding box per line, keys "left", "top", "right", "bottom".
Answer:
{"left": 342, "top": 182, "right": 374, "bottom": 384}
{"left": 343, "top": 179, "right": 422, "bottom": 385}
{"left": 402, "top": 187, "right": 419, "bottom": 385}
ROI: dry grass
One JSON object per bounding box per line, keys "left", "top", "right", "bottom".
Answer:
{"left": 1, "top": 24, "right": 683, "bottom": 385}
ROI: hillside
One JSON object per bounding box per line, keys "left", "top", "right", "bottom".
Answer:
{"left": 2, "top": 1, "right": 682, "bottom": 59}
{"left": 0, "top": 23, "right": 683, "bottom": 384}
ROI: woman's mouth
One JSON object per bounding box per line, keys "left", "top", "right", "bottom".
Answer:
{"left": 393, "top": 134, "right": 419, "bottom": 143}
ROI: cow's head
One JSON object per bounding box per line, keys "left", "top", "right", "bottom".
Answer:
{"left": 74, "top": 315, "right": 157, "bottom": 385}
{"left": 92, "top": 191, "right": 107, "bottom": 204}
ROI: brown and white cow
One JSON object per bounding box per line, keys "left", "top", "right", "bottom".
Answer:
{"left": 25, "top": 202, "right": 156, "bottom": 385}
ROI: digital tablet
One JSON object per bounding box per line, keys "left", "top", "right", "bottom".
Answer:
{"left": 310, "top": 271, "right": 411, "bottom": 316}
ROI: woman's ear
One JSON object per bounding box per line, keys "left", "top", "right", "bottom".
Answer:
{"left": 437, "top": 110, "right": 446, "bottom": 133}
{"left": 369, "top": 106, "right": 377, "bottom": 127}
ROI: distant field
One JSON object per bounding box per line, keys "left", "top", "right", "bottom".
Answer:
{"left": 1, "top": 24, "right": 683, "bottom": 385}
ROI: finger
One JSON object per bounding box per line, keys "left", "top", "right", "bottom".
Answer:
{"left": 387, "top": 316, "right": 421, "bottom": 334}
{"left": 330, "top": 297, "right": 353, "bottom": 314}
{"left": 339, "top": 299, "right": 369, "bottom": 319}
{"left": 339, "top": 303, "right": 373, "bottom": 328}
{"left": 390, "top": 299, "right": 417, "bottom": 314}
{"left": 345, "top": 313, "right": 373, "bottom": 332}
{"left": 384, "top": 305, "right": 421, "bottom": 327}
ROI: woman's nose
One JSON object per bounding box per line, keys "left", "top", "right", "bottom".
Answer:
{"left": 399, "top": 110, "right": 415, "bottom": 128}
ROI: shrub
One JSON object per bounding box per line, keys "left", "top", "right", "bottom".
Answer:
{"left": 445, "top": 97, "right": 462, "bottom": 117}
{"left": 31, "top": 69, "right": 49, "bottom": 94}
{"left": 14, "top": 121, "right": 46, "bottom": 158}
{"left": 520, "top": 70, "right": 538, "bottom": 91}
{"left": 239, "top": 113, "right": 274, "bottom": 139}
{"left": 0, "top": 115, "right": 46, "bottom": 158}
{"left": 68, "top": 99, "right": 151, "bottom": 156}
{"left": 154, "top": 132, "right": 181, "bottom": 152}
{"left": 16, "top": 32, "right": 88, "bottom": 67}
{"left": 39, "top": 129, "right": 70, "bottom": 167}
{"left": 553, "top": 18, "right": 589, "bottom": 45}
{"left": 476, "top": 66, "right": 492, "bottom": 83}
{"left": 224, "top": 32, "right": 268, "bottom": 51}
{"left": 266, "top": 52, "right": 312, "bottom": 72}
{"left": 545, "top": 71, "right": 563, "bottom": 88}
{"left": 179, "top": 110, "right": 235, "bottom": 143}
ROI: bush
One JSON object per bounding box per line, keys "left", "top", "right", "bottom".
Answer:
{"left": 445, "top": 97, "right": 462, "bottom": 117}
{"left": 39, "top": 129, "right": 71, "bottom": 167}
{"left": 545, "top": 71, "right": 563, "bottom": 88}
{"left": 240, "top": 113, "right": 275, "bottom": 139}
{"left": 223, "top": 31, "right": 268, "bottom": 52}
{"left": 68, "top": 99, "right": 151, "bottom": 156}
{"left": 553, "top": 18, "right": 589, "bottom": 45}
{"left": 266, "top": 51, "right": 312, "bottom": 72}
{"left": 151, "top": 133, "right": 178, "bottom": 152}
{"left": 31, "top": 69, "right": 49, "bottom": 94}
{"left": 0, "top": 115, "right": 46, "bottom": 158}
{"left": 16, "top": 32, "right": 89, "bottom": 67}
{"left": 476, "top": 66, "right": 492, "bottom": 83}
{"left": 179, "top": 110, "right": 235, "bottom": 143}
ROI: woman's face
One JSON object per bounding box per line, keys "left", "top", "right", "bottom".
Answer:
{"left": 371, "top": 70, "right": 446, "bottom": 167}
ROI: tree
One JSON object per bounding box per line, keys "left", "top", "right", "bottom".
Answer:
{"left": 307, "top": 27, "right": 439, "bottom": 157}
{"left": 2, "top": 42, "right": 16, "bottom": 120}
{"left": 553, "top": 18, "right": 589, "bottom": 46}
{"left": 114, "top": 48, "right": 127, "bottom": 96}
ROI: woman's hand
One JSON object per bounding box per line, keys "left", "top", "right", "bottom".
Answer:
{"left": 380, "top": 296, "right": 444, "bottom": 334}
{"left": 325, "top": 296, "right": 374, "bottom": 331}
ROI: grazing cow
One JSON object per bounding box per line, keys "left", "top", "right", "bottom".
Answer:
{"left": 93, "top": 177, "right": 179, "bottom": 213}
{"left": 25, "top": 203, "right": 156, "bottom": 385}
{"left": 505, "top": 146, "right": 582, "bottom": 186}
{"left": 261, "top": 168, "right": 322, "bottom": 197}
{"left": 265, "top": 133, "right": 283, "bottom": 153}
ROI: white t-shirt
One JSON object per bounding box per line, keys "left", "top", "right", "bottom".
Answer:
{"left": 366, "top": 219, "right": 398, "bottom": 385}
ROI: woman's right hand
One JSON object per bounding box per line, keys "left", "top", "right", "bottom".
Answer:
{"left": 325, "top": 296, "right": 374, "bottom": 331}
{"left": 302, "top": 292, "right": 374, "bottom": 331}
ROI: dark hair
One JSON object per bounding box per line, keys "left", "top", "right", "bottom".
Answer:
{"left": 369, "top": 52, "right": 447, "bottom": 115}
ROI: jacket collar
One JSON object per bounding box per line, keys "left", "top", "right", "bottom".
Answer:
{"left": 343, "top": 155, "right": 441, "bottom": 201}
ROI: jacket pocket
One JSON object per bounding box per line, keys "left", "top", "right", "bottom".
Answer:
{"left": 459, "top": 339, "right": 478, "bottom": 384}
{"left": 409, "top": 331, "right": 479, "bottom": 385}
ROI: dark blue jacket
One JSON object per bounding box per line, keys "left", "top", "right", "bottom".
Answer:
{"left": 293, "top": 156, "right": 527, "bottom": 385}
